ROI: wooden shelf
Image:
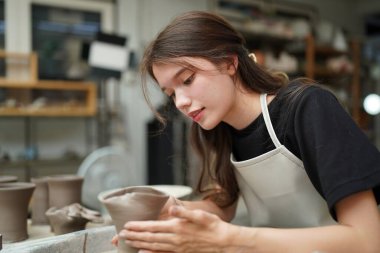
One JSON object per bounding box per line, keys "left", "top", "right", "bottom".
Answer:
{"left": 216, "top": 0, "right": 362, "bottom": 126}
{"left": 0, "top": 50, "right": 38, "bottom": 82}
{"left": 231, "top": 24, "right": 297, "bottom": 47}
{"left": 0, "top": 106, "right": 93, "bottom": 117}
{"left": 0, "top": 51, "right": 97, "bottom": 117}
{"left": 305, "top": 66, "right": 353, "bottom": 78}
{"left": 0, "top": 157, "right": 83, "bottom": 169}
{"left": 305, "top": 35, "right": 361, "bottom": 124}
{"left": 314, "top": 46, "right": 348, "bottom": 56}
{"left": 0, "top": 80, "right": 97, "bottom": 117}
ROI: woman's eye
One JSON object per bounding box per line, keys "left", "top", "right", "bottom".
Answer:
{"left": 183, "top": 74, "right": 195, "bottom": 85}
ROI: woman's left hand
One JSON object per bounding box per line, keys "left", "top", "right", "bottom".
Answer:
{"left": 118, "top": 205, "right": 236, "bottom": 253}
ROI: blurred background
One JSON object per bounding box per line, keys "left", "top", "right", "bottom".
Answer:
{"left": 0, "top": 0, "right": 379, "bottom": 188}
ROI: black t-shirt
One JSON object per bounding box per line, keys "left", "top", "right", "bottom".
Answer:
{"left": 229, "top": 82, "right": 380, "bottom": 217}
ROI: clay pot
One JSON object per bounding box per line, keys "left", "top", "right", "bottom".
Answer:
{"left": 31, "top": 177, "right": 50, "bottom": 225}
{"left": 99, "top": 186, "right": 169, "bottom": 253}
{"left": 47, "top": 175, "right": 84, "bottom": 208}
{"left": 0, "top": 182, "right": 35, "bottom": 243}
{"left": 0, "top": 175, "right": 18, "bottom": 183}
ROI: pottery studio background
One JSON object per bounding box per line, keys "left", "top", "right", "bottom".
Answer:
{"left": 0, "top": 0, "right": 380, "bottom": 195}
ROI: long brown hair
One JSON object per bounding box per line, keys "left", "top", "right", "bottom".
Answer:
{"left": 140, "top": 11, "right": 290, "bottom": 207}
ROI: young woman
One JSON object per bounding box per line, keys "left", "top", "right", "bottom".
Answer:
{"left": 117, "top": 11, "right": 380, "bottom": 253}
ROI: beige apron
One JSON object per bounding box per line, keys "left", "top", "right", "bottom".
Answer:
{"left": 231, "top": 94, "right": 336, "bottom": 228}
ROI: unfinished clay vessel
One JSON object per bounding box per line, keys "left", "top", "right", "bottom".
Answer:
{"left": 47, "top": 174, "right": 84, "bottom": 208}
{"left": 0, "top": 182, "right": 35, "bottom": 243}
{"left": 31, "top": 176, "right": 50, "bottom": 225}
{"left": 99, "top": 186, "right": 169, "bottom": 253}
{"left": 45, "top": 203, "right": 103, "bottom": 235}
{"left": 0, "top": 175, "right": 18, "bottom": 183}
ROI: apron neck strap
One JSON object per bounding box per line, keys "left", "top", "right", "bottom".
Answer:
{"left": 260, "top": 94, "right": 281, "bottom": 148}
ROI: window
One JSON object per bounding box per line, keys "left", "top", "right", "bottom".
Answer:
{"left": 32, "top": 4, "right": 101, "bottom": 80}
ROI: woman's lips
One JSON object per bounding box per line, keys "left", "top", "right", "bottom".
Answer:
{"left": 188, "top": 108, "right": 204, "bottom": 122}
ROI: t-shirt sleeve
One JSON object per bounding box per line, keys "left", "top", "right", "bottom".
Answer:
{"left": 292, "top": 86, "right": 380, "bottom": 218}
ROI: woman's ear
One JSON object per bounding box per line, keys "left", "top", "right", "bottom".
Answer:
{"left": 227, "top": 55, "right": 238, "bottom": 76}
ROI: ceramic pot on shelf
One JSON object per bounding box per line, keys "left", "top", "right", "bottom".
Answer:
{"left": 47, "top": 174, "right": 84, "bottom": 208}
{"left": 99, "top": 186, "right": 169, "bottom": 253}
{"left": 30, "top": 176, "right": 50, "bottom": 225}
{"left": 0, "top": 182, "right": 35, "bottom": 243}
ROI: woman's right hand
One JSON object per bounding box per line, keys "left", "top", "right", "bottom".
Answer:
{"left": 110, "top": 195, "right": 182, "bottom": 247}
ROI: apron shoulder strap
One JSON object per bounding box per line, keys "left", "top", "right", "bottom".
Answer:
{"left": 260, "top": 94, "right": 281, "bottom": 148}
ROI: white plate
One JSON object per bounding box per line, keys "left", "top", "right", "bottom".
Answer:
{"left": 150, "top": 185, "right": 193, "bottom": 199}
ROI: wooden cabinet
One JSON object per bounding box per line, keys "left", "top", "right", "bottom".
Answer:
{"left": 304, "top": 35, "right": 361, "bottom": 123}
{"left": 0, "top": 80, "right": 97, "bottom": 117}
{"left": 0, "top": 50, "right": 97, "bottom": 117}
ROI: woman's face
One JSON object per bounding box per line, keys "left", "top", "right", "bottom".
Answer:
{"left": 152, "top": 57, "right": 239, "bottom": 130}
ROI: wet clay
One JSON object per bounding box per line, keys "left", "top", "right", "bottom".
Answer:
{"left": 0, "top": 182, "right": 35, "bottom": 243}
{"left": 99, "top": 186, "right": 169, "bottom": 253}
{"left": 45, "top": 203, "right": 103, "bottom": 235}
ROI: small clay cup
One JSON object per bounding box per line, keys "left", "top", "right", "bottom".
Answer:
{"left": 0, "top": 182, "right": 35, "bottom": 243}
{"left": 99, "top": 186, "right": 169, "bottom": 253}
{"left": 47, "top": 174, "right": 83, "bottom": 208}
{"left": 31, "top": 176, "right": 50, "bottom": 225}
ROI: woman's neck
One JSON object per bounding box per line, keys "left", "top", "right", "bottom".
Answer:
{"left": 224, "top": 87, "right": 275, "bottom": 130}
{"left": 224, "top": 88, "right": 261, "bottom": 130}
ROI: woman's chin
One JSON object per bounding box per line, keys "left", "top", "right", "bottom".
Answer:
{"left": 197, "top": 121, "right": 219, "bottom": 131}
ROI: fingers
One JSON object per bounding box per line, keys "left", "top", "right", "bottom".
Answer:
{"left": 119, "top": 230, "right": 174, "bottom": 244}
{"left": 111, "top": 234, "right": 118, "bottom": 246}
{"left": 126, "top": 239, "right": 173, "bottom": 252}
{"left": 169, "top": 206, "right": 218, "bottom": 225}
{"left": 125, "top": 218, "right": 181, "bottom": 233}
{"left": 138, "top": 250, "right": 172, "bottom": 253}
{"left": 159, "top": 196, "right": 182, "bottom": 221}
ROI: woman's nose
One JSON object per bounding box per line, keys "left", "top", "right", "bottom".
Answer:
{"left": 174, "top": 90, "right": 191, "bottom": 110}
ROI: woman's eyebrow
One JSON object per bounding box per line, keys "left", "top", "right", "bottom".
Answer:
{"left": 160, "top": 67, "right": 189, "bottom": 93}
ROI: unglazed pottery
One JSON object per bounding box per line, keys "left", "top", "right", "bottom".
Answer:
{"left": 0, "top": 182, "right": 35, "bottom": 243}
{"left": 31, "top": 176, "right": 50, "bottom": 225}
{"left": 99, "top": 186, "right": 169, "bottom": 253}
{"left": 45, "top": 203, "right": 103, "bottom": 235}
{"left": 47, "top": 174, "right": 84, "bottom": 208}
